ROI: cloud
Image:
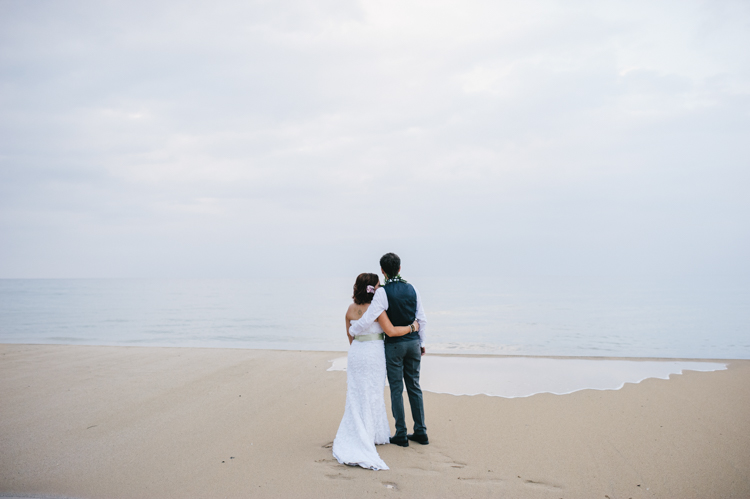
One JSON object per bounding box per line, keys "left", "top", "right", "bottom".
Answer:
{"left": 0, "top": 0, "right": 748, "bottom": 279}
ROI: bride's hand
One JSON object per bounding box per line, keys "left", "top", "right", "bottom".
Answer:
{"left": 412, "top": 321, "right": 419, "bottom": 332}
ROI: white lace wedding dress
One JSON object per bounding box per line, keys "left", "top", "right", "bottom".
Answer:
{"left": 332, "top": 319, "right": 391, "bottom": 470}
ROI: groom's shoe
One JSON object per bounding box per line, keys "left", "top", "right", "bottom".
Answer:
{"left": 389, "top": 435, "right": 409, "bottom": 447}
{"left": 407, "top": 433, "right": 429, "bottom": 445}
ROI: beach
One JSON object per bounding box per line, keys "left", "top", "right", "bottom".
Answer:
{"left": 1, "top": 344, "right": 749, "bottom": 498}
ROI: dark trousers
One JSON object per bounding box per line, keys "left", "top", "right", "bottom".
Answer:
{"left": 385, "top": 339, "right": 426, "bottom": 438}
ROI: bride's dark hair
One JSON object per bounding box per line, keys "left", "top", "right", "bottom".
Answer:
{"left": 353, "top": 273, "right": 380, "bottom": 305}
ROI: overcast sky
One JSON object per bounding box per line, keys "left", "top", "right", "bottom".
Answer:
{"left": 1, "top": 0, "right": 748, "bottom": 281}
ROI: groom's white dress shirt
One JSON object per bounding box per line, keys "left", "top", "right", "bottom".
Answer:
{"left": 349, "top": 287, "right": 427, "bottom": 347}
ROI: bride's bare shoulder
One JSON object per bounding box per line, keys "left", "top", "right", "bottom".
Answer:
{"left": 346, "top": 302, "right": 369, "bottom": 320}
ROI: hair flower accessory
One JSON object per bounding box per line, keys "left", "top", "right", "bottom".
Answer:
{"left": 366, "top": 285, "right": 376, "bottom": 294}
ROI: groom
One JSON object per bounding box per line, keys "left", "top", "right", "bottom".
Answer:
{"left": 348, "top": 252, "right": 429, "bottom": 447}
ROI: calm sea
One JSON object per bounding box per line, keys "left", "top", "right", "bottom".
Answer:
{"left": 0, "top": 277, "right": 748, "bottom": 359}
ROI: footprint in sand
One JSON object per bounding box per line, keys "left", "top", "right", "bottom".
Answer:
{"left": 325, "top": 473, "right": 354, "bottom": 480}
{"left": 521, "top": 477, "right": 563, "bottom": 491}
{"left": 402, "top": 448, "right": 467, "bottom": 475}
{"left": 457, "top": 477, "right": 506, "bottom": 484}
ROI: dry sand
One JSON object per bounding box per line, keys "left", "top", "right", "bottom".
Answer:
{"left": 1, "top": 344, "right": 748, "bottom": 498}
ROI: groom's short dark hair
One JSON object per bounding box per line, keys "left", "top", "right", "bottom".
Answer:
{"left": 380, "top": 253, "right": 400, "bottom": 278}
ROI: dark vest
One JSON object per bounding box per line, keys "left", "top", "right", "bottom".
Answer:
{"left": 383, "top": 281, "right": 419, "bottom": 344}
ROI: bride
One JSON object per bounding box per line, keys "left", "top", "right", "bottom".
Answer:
{"left": 332, "top": 273, "right": 418, "bottom": 470}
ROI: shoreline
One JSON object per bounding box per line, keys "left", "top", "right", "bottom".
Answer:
{"left": 0, "top": 341, "right": 743, "bottom": 362}
{"left": 328, "top": 355, "right": 727, "bottom": 398}
{"left": 1, "top": 344, "right": 749, "bottom": 498}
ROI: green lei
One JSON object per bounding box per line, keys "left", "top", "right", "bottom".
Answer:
{"left": 384, "top": 274, "right": 408, "bottom": 285}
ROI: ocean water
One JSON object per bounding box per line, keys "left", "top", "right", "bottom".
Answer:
{"left": 0, "top": 277, "right": 748, "bottom": 359}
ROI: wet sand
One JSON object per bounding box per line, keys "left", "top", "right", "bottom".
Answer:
{"left": 1, "top": 344, "right": 749, "bottom": 498}
{"left": 329, "top": 354, "right": 727, "bottom": 397}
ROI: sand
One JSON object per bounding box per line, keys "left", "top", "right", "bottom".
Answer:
{"left": 0, "top": 344, "right": 748, "bottom": 498}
